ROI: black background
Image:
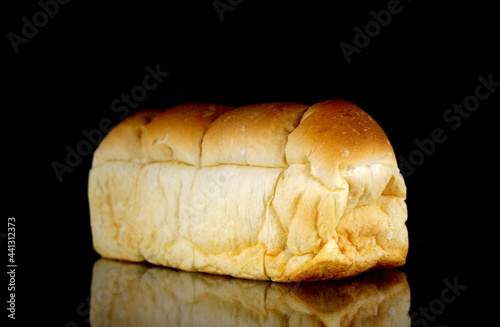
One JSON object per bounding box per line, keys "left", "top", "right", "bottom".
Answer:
{"left": 3, "top": 0, "right": 498, "bottom": 326}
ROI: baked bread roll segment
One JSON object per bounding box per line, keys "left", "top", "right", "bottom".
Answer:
{"left": 88, "top": 100, "right": 408, "bottom": 282}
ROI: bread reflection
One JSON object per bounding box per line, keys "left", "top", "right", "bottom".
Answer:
{"left": 90, "top": 259, "right": 410, "bottom": 326}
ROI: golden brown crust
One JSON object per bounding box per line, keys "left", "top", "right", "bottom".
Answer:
{"left": 92, "top": 109, "right": 159, "bottom": 166}
{"left": 202, "top": 102, "right": 309, "bottom": 167}
{"left": 142, "top": 103, "right": 234, "bottom": 166}
{"left": 286, "top": 99, "right": 397, "bottom": 189}
{"left": 94, "top": 100, "right": 395, "bottom": 172}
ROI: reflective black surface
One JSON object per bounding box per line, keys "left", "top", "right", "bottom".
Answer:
{"left": 88, "top": 259, "right": 410, "bottom": 326}
{"left": 5, "top": 4, "right": 490, "bottom": 321}
{"left": 39, "top": 239, "right": 461, "bottom": 326}
{"left": 50, "top": 238, "right": 465, "bottom": 326}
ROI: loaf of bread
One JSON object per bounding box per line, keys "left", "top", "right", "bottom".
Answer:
{"left": 88, "top": 99, "right": 408, "bottom": 282}
{"left": 90, "top": 258, "right": 411, "bottom": 326}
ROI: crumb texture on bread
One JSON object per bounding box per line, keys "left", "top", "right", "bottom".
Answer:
{"left": 88, "top": 100, "right": 408, "bottom": 282}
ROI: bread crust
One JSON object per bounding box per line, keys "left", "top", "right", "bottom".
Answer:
{"left": 88, "top": 99, "right": 408, "bottom": 282}
{"left": 286, "top": 99, "right": 397, "bottom": 189}
{"left": 92, "top": 109, "right": 159, "bottom": 165}
{"left": 142, "top": 103, "right": 234, "bottom": 166}
{"left": 202, "top": 102, "right": 309, "bottom": 167}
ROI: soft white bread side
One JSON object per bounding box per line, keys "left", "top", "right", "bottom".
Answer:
{"left": 88, "top": 99, "right": 408, "bottom": 282}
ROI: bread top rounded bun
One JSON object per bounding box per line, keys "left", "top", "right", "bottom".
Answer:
{"left": 93, "top": 99, "right": 398, "bottom": 188}
{"left": 286, "top": 99, "right": 397, "bottom": 188}
{"left": 93, "top": 109, "right": 160, "bottom": 166}
{"left": 141, "top": 103, "right": 234, "bottom": 166}
{"left": 202, "top": 102, "right": 309, "bottom": 167}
